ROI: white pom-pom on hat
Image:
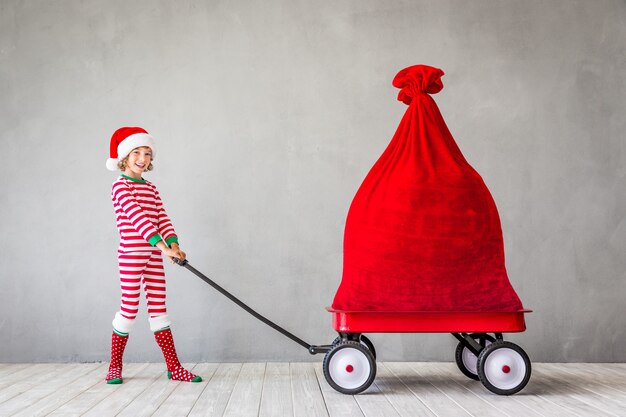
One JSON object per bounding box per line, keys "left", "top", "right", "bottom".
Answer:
{"left": 106, "top": 126, "right": 156, "bottom": 171}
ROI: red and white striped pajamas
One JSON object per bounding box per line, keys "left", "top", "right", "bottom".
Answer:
{"left": 111, "top": 175, "right": 178, "bottom": 333}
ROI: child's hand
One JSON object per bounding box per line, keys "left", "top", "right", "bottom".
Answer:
{"left": 169, "top": 243, "right": 186, "bottom": 263}
{"left": 157, "top": 241, "right": 186, "bottom": 264}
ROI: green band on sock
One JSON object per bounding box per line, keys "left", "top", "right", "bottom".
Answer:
{"left": 153, "top": 326, "right": 171, "bottom": 334}
{"left": 113, "top": 328, "right": 129, "bottom": 337}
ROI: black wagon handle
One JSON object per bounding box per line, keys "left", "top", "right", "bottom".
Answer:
{"left": 172, "top": 258, "right": 330, "bottom": 355}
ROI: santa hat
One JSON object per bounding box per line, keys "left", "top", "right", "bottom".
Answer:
{"left": 106, "top": 126, "right": 156, "bottom": 171}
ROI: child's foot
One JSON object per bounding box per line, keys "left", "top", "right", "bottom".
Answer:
{"left": 106, "top": 367, "right": 123, "bottom": 384}
{"left": 167, "top": 366, "right": 202, "bottom": 382}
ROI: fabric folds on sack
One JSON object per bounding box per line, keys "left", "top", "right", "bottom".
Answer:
{"left": 332, "top": 65, "right": 524, "bottom": 312}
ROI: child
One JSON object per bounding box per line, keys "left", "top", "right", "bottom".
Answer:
{"left": 104, "top": 126, "right": 201, "bottom": 384}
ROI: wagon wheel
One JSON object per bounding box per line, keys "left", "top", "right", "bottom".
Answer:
{"left": 454, "top": 333, "right": 496, "bottom": 380}
{"left": 323, "top": 341, "right": 376, "bottom": 395}
{"left": 476, "top": 341, "right": 531, "bottom": 395}
{"left": 331, "top": 335, "right": 377, "bottom": 359}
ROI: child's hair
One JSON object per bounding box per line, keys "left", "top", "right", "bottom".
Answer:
{"left": 118, "top": 156, "right": 154, "bottom": 172}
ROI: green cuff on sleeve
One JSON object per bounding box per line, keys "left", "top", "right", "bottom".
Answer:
{"left": 148, "top": 234, "right": 163, "bottom": 247}
{"left": 165, "top": 236, "right": 179, "bottom": 247}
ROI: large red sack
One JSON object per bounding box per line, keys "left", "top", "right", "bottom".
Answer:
{"left": 332, "top": 65, "right": 523, "bottom": 312}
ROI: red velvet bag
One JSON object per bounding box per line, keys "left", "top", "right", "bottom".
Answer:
{"left": 332, "top": 65, "right": 523, "bottom": 312}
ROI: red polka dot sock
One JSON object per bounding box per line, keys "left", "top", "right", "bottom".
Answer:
{"left": 106, "top": 331, "right": 129, "bottom": 384}
{"left": 154, "top": 328, "right": 202, "bottom": 383}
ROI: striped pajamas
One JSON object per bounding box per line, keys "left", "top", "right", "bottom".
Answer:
{"left": 111, "top": 176, "right": 178, "bottom": 333}
{"left": 118, "top": 251, "right": 166, "bottom": 319}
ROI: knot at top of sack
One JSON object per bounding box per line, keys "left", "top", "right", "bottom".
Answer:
{"left": 393, "top": 65, "right": 445, "bottom": 105}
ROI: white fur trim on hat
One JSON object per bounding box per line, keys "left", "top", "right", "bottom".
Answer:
{"left": 112, "top": 312, "right": 136, "bottom": 334}
{"left": 149, "top": 314, "right": 172, "bottom": 332}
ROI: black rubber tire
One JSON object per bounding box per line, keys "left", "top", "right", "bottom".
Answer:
{"left": 454, "top": 333, "right": 496, "bottom": 380}
{"left": 331, "top": 335, "right": 377, "bottom": 359}
{"left": 323, "top": 341, "right": 377, "bottom": 395}
{"left": 476, "top": 341, "right": 531, "bottom": 395}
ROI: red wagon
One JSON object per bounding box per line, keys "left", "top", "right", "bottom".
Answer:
{"left": 322, "top": 308, "right": 532, "bottom": 395}
{"left": 323, "top": 64, "right": 533, "bottom": 395}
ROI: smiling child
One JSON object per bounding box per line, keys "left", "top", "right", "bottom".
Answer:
{"left": 104, "top": 126, "right": 201, "bottom": 384}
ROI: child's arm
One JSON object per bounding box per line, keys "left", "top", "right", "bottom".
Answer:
{"left": 154, "top": 189, "right": 179, "bottom": 248}
{"left": 152, "top": 188, "right": 186, "bottom": 263}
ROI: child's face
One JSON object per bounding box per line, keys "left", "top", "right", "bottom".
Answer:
{"left": 125, "top": 146, "right": 152, "bottom": 177}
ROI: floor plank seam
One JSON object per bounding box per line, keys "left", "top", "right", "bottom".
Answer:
{"left": 372, "top": 379, "right": 403, "bottom": 417}
{"left": 45, "top": 364, "right": 109, "bottom": 415}
{"left": 0, "top": 364, "right": 59, "bottom": 407}
{"left": 533, "top": 390, "right": 593, "bottom": 417}
{"left": 538, "top": 366, "right": 626, "bottom": 408}
{"left": 533, "top": 368, "right": 623, "bottom": 417}
{"left": 221, "top": 363, "right": 244, "bottom": 416}
{"left": 112, "top": 366, "right": 153, "bottom": 415}
{"left": 82, "top": 363, "right": 151, "bottom": 416}
{"left": 112, "top": 363, "right": 165, "bottom": 417}
{"left": 182, "top": 362, "right": 214, "bottom": 417}
{"left": 148, "top": 363, "right": 192, "bottom": 417}
{"left": 380, "top": 362, "right": 438, "bottom": 417}
{"left": 311, "top": 362, "right": 331, "bottom": 417}
{"left": 353, "top": 390, "right": 367, "bottom": 417}
{"left": 258, "top": 362, "right": 269, "bottom": 417}
{"left": 451, "top": 374, "right": 517, "bottom": 417}
{"left": 256, "top": 362, "right": 267, "bottom": 417}
{"left": 408, "top": 363, "right": 478, "bottom": 417}
{"left": 391, "top": 363, "right": 459, "bottom": 417}
{"left": 289, "top": 363, "right": 296, "bottom": 417}
{"left": 184, "top": 366, "right": 213, "bottom": 417}
{"left": 2, "top": 363, "right": 98, "bottom": 416}
{"left": 507, "top": 389, "right": 550, "bottom": 417}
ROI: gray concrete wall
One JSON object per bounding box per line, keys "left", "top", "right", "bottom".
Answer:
{"left": 1, "top": 0, "right": 624, "bottom": 363}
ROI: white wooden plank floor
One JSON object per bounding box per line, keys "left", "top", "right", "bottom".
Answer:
{"left": 0, "top": 362, "right": 624, "bottom": 417}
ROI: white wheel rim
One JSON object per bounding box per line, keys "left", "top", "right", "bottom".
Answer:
{"left": 483, "top": 347, "right": 527, "bottom": 390}
{"left": 329, "top": 347, "right": 371, "bottom": 390}
{"left": 462, "top": 340, "right": 492, "bottom": 375}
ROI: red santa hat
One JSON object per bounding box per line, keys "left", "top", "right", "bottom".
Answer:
{"left": 106, "top": 126, "right": 156, "bottom": 171}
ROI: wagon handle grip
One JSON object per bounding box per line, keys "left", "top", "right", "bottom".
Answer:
{"left": 173, "top": 257, "right": 188, "bottom": 266}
